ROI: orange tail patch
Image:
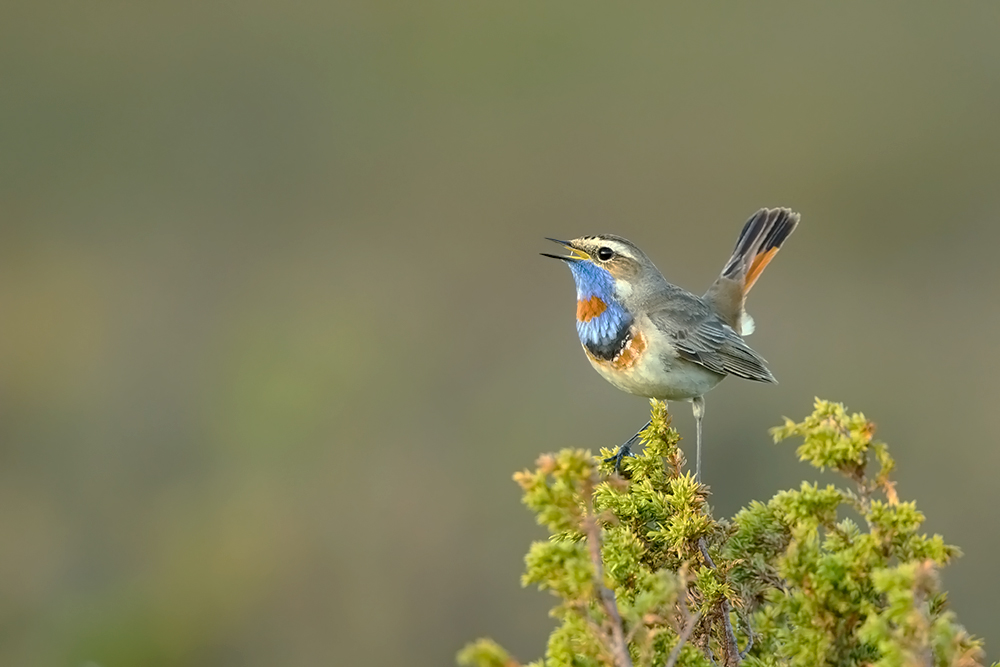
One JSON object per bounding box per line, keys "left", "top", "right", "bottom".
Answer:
{"left": 744, "top": 247, "right": 779, "bottom": 294}
{"left": 736, "top": 208, "right": 799, "bottom": 296}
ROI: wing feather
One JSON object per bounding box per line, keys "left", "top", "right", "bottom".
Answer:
{"left": 647, "top": 289, "right": 776, "bottom": 384}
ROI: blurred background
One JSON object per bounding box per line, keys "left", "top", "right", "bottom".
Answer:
{"left": 3, "top": 2, "right": 1000, "bottom": 665}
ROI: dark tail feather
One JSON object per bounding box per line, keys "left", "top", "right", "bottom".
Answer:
{"left": 705, "top": 207, "right": 800, "bottom": 334}
{"left": 722, "top": 209, "right": 772, "bottom": 279}
{"left": 722, "top": 208, "right": 800, "bottom": 294}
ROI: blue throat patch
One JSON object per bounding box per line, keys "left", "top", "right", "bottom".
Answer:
{"left": 568, "top": 261, "right": 632, "bottom": 360}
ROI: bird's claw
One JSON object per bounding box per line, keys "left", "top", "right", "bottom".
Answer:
{"left": 603, "top": 444, "right": 636, "bottom": 473}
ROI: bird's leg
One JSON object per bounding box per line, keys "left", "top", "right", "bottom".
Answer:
{"left": 604, "top": 420, "right": 651, "bottom": 473}
{"left": 692, "top": 396, "right": 705, "bottom": 482}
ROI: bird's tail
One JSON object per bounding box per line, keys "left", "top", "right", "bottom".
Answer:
{"left": 705, "top": 208, "right": 800, "bottom": 335}
{"left": 722, "top": 208, "right": 800, "bottom": 293}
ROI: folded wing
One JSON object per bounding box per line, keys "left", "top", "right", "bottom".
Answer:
{"left": 648, "top": 289, "right": 776, "bottom": 384}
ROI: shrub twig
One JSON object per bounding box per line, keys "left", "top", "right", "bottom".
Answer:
{"left": 698, "top": 537, "right": 740, "bottom": 666}
{"left": 581, "top": 477, "right": 632, "bottom": 667}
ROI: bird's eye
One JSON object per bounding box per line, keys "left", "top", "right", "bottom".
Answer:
{"left": 596, "top": 247, "right": 614, "bottom": 261}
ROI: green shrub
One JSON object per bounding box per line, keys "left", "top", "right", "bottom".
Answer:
{"left": 458, "top": 399, "right": 989, "bottom": 667}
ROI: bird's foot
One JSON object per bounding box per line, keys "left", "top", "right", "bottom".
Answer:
{"left": 603, "top": 444, "right": 636, "bottom": 473}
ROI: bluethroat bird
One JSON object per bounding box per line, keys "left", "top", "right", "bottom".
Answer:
{"left": 543, "top": 208, "right": 799, "bottom": 480}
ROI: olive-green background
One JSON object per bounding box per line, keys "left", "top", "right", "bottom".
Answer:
{"left": 3, "top": 3, "right": 999, "bottom": 665}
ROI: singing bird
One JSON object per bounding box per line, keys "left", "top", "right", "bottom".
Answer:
{"left": 543, "top": 208, "right": 799, "bottom": 479}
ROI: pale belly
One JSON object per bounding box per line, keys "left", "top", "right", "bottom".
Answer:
{"left": 583, "top": 332, "right": 724, "bottom": 401}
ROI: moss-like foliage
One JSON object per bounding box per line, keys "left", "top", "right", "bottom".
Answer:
{"left": 459, "top": 399, "right": 990, "bottom": 667}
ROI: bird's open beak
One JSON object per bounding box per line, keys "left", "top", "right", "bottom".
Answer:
{"left": 541, "top": 238, "right": 590, "bottom": 262}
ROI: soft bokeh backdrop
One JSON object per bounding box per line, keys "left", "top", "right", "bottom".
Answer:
{"left": 3, "top": 2, "right": 999, "bottom": 665}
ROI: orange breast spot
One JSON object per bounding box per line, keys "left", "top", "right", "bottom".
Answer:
{"left": 576, "top": 295, "right": 608, "bottom": 322}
